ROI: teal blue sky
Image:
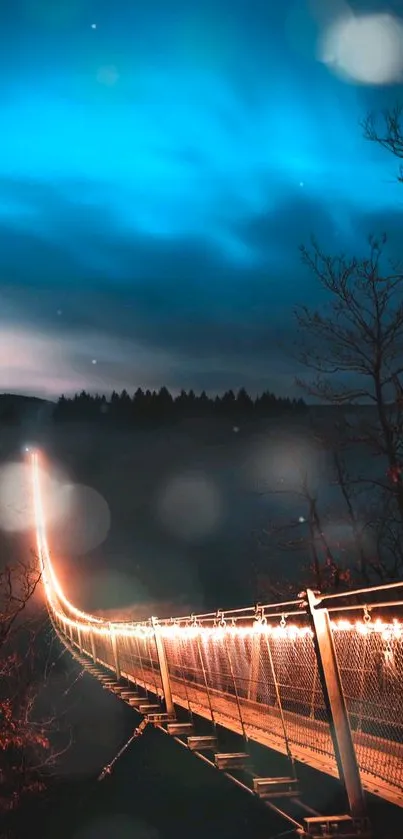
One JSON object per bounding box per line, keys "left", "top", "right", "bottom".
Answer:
{"left": 1, "top": 0, "right": 402, "bottom": 397}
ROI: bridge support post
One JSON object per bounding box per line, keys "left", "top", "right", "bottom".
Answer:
{"left": 109, "top": 626, "right": 121, "bottom": 680}
{"left": 151, "top": 618, "right": 174, "bottom": 718}
{"left": 77, "top": 627, "right": 83, "bottom": 653}
{"left": 306, "top": 589, "right": 367, "bottom": 821}
{"left": 90, "top": 632, "right": 97, "bottom": 663}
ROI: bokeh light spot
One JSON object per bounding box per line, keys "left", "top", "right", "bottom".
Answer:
{"left": 156, "top": 472, "right": 222, "bottom": 542}
{"left": 0, "top": 462, "right": 50, "bottom": 532}
{"left": 0, "top": 462, "right": 110, "bottom": 556}
{"left": 319, "top": 13, "right": 403, "bottom": 85}
{"left": 48, "top": 483, "right": 111, "bottom": 556}
{"left": 243, "top": 436, "right": 322, "bottom": 495}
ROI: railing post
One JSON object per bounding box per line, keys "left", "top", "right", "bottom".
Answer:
{"left": 90, "top": 631, "right": 97, "bottom": 663}
{"left": 77, "top": 626, "right": 83, "bottom": 653}
{"left": 109, "top": 625, "right": 121, "bottom": 680}
{"left": 151, "top": 617, "right": 174, "bottom": 717}
{"left": 306, "top": 589, "right": 367, "bottom": 819}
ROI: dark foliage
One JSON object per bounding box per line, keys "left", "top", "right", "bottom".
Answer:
{"left": 53, "top": 387, "right": 306, "bottom": 425}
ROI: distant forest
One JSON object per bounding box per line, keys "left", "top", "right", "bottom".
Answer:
{"left": 52, "top": 387, "right": 307, "bottom": 424}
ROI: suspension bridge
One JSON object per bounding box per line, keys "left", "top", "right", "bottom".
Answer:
{"left": 30, "top": 449, "right": 403, "bottom": 838}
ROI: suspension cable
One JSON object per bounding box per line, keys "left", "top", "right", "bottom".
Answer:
{"left": 97, "top": 719, "right": 149, "bottom": 781}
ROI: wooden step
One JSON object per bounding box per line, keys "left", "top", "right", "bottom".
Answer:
{"left": 139, "top": 704, "right": 160, "bottom": 714}
{"left": 215, "top": 752, "right": 249, "bottom": 770}
{"left": 167, "top": 722, "right": 194, "bottom": 737}
{"left": 119, "top": 692, "right": 140, "bottom": 700}
{"left": 253, "top": 777, "right": 299, "bottom": 799}
{"left": 147, "top": 712, "right": 174, "bottom": 723}
{"left": 302, "top": 815, "right": 371, "bottom": 839}
{"left": 187, "top": 735, "right": 218, "bottom": 752}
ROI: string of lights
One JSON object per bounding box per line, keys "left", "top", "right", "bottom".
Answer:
{"left": 31, "top": 450, "right": 403, "bottom": 645}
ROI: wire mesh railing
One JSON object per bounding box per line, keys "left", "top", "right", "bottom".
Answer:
{"left": 328, "top": 606, "right": 403, "bottom": 799}
{"left": 50, "top": 583, "right": 403, "bottom": 809}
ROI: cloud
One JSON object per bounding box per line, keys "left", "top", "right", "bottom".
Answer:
{"left": 1, "top": 0, "right": 402, "bottom": 399}
{"left": 1, "top": 174, "right": 403, "bottom": 397}
{"left": 0, "top": 325, "right": 182, "bottom": 397}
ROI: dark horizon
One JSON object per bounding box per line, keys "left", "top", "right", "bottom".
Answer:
{"left": 0, "top": 388, "right": 379, "bottom": 409}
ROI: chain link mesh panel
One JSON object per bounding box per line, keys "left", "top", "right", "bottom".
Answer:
{"left": 256, "top": 623, "right": 334, "bottom": 762}
{"left": 160, "top": 620, "right": 336, "bottom": 771}
{"left": 331, "top": 616, "right": 403, "bottom": 797}
{"left": 94, "top": 633, "right": 115, "bottom": 669}
{"left": 114, "top": 633, "right": 163, "bottom": 695}
{"left": 79, "top": 628, "right": 92, "bottom": 658}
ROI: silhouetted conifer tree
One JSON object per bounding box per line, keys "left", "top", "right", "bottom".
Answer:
{"left": 52, "top": 385, "right": 306, "bottom": 425}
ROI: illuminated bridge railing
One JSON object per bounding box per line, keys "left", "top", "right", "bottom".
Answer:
{"left": 31, "top": 439, "right": 402, "bottom": 813}
{"left": 52, "top": 584, "right": 403, "bottom": 809}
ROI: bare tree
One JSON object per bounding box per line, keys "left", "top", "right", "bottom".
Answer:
{"left": 0, "top": 555, "right": 41, "bottom": 649}
{"left": 0, "top": 553, "right": 71, "bottom": 815}
{"left": 256, "top": 105, "right": 403, "bottom": 595}
{"left": 362, "top": 103, "right": 403, "bottom": 183}
{"left": 253, "top": 423, "right": 372, "bottom": 597}
{"left": 292, "top": 235, "right": 403, "bottom": 581}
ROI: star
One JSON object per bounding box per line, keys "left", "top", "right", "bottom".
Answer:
{"left": 91, "top": 23, "right": 97, "bottom": 29}
{"left": 91, "top": 358, "right": 97, "bottom": 364}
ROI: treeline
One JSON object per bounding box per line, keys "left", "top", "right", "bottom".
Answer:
{"left": 53, "top": 387, "right": 306, "bottom": 424}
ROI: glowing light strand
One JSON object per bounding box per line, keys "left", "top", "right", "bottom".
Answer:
{"left": 31, "top": 451, "right": 103, "bottom": 625}
{"left": 31, "top": 452, "right": 403, "bottom": 645}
